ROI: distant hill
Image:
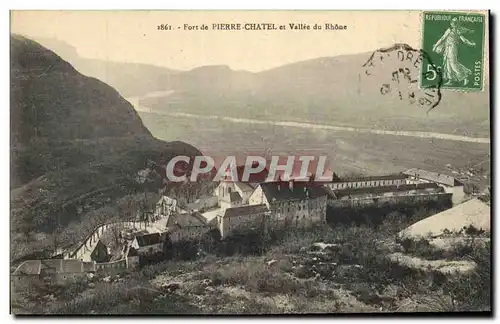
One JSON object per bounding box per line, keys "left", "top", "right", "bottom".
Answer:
{"left": 10, "top": 35, "right": 201, "bottom": 260}
{"left": 143, "top": 53, "right": 489, "bottom": 137}
{"left": 32, "top": 37, "right": 180, "bottom": 97}
{"left": 34, "top": 37, "right": 490, "bottom": 137}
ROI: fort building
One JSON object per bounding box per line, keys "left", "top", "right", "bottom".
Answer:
{"left": 217, "top": 204, "right": 269, "bottom": 238}
{"left": 325, "top": 174, "right": 408, "bottom": 190}
{"left": 248, "top": 180, "right": 328, "bottom": 228}
{"left": 403, "top": 168, "right": 465, "bottom": 205}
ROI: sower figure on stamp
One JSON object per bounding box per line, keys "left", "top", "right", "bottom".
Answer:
{"left": 432, "top": 17, "right": 476, "bottom": 86}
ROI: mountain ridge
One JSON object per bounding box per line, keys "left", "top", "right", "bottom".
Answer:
{"left": 10, "top": 34, "right": 201, "bottom": 261}
{"left": 33, "top": 36, "right": 489, "bottom": 138}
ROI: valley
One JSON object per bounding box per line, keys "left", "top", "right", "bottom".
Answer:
{"left": 138, "top": 111, "right": 490, "bottom": 188}
{"left": 10, "top": 31, "right": 491, "bottom": 316}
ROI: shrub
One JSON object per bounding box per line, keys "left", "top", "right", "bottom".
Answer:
{"left": 443, "top": 242, "right": 491, "bottom": 311}
{"left": 463, "top": 225, "right": 485, "bottom": 236}
{"left": 198, "top": 259, "right": 321, "bottom": 296}
{"left": 397, "top": 237, "right": 447, "bottom": 260}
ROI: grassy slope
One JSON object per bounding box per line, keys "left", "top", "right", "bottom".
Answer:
{"left": 12, "top": 218, "right": 491, "bottom": 314}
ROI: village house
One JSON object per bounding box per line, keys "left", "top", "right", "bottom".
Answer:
{"left": 166, "top": 211, "right": 213, "bottom": 243}
{"left": 219, "top": 191, "right": 243, "bottom": 212}
{"left": 248, "top": 180, "right": 328, "bottom": 228}
{"left": 216, "top": 204, "right": 270, "bottom": 238}
{"left": 12, "top": 259, "right": 96, "bottom": 287}
{"left": 131, "top": 232, "right": 166, "bottom": 256}
{"left": 89, "top": 240, "right": 110, "bottom": 263}
{"left": 214, "top": 180, "right": 257, "bottom": 207}
{"left": 126, "top": 247, "right": 140, "bottom": 269}
{"left": 403, "top": 168, "right": 465, "bottom": 205}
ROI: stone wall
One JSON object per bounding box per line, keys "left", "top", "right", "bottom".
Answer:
{"left": 269, "top": 195, "right": 327, "bottom": 229}
{"left": 65, "top": 220, "right": 148, "bottom": 261}
{"left": 96, "top": 258, "right": 128, "bottom": 273}
{"left": 326, "top": 177, "right": 407, "bottom": 190}
{"left": 327, "top": 193, "right": 453, "bottom": 225}
{"left": 218, "top": 210, "right": 267, "bottom": 239}
{"left": 328, "top": 192, "right": 452, "bottom": 209}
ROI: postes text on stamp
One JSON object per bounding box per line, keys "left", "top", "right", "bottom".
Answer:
{"left": 420, "top": 11, "right": 485, "bottom": 91}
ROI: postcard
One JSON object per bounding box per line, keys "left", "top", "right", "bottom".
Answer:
{"left": 10, "top": 10, "right": 490, "bottom": 315}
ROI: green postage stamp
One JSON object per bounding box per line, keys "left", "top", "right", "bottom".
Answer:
{"left": 420, "top": 11, "right": 486, "bottom": 91}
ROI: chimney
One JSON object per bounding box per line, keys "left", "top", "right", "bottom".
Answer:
{"left": 289, "top": 179, "right": 294, "bottom": 191}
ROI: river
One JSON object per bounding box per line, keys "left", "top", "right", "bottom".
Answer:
{"left": 126, "top": 94, "right": 490, "bottom": 145}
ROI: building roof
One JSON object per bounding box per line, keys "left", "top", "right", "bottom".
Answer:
{"left": 333, "top": 174, "right": 408, "bottom": 182}
{"left": 41, "top": 259, "right": 86, "bottom": 274}
{"left": 260, "top": 181, "right": 328, "bottom": 203}
{"left": 403, "top": 168, "right": 462, "bottom": 187}
{"left": 221, "top": 191, "right": 243, "bottom": 203}
{"left": 223, "top": 204, "right": 269, "bottom": 218}
{"left": 186, "top": 196, "right": 218, "bottom": 212}
{"left": 135, "top": 233, "right": 162, "bottom": 247}
{"left": 248, "top": 182, "right": 260, "bottom": 189}
{"left": 234, "top": 182, "right": 255, "bottom": 193}
{"left": 401, "top": 198, "right": 491, "bottom": 238}
{"left": 167, "top": 212, "right": 208, "bottom": 228}
{"left": 201, "top": 208, "right": 221, "bottom": 223}
{"left": 13, "top": 259, "right": 96, "bottom": 276}
{"left": 128, "top": 247, "right": 139, "bottom": 257}
{"left": 12, "top": 260, "right": 42, "bottom": 275}
{"left": 331, "top": 183, "right": 443, "bottom": 199}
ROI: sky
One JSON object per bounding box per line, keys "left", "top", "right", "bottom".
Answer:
{"left": 9, "top": 10, "right": 485, "bottom": 72}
